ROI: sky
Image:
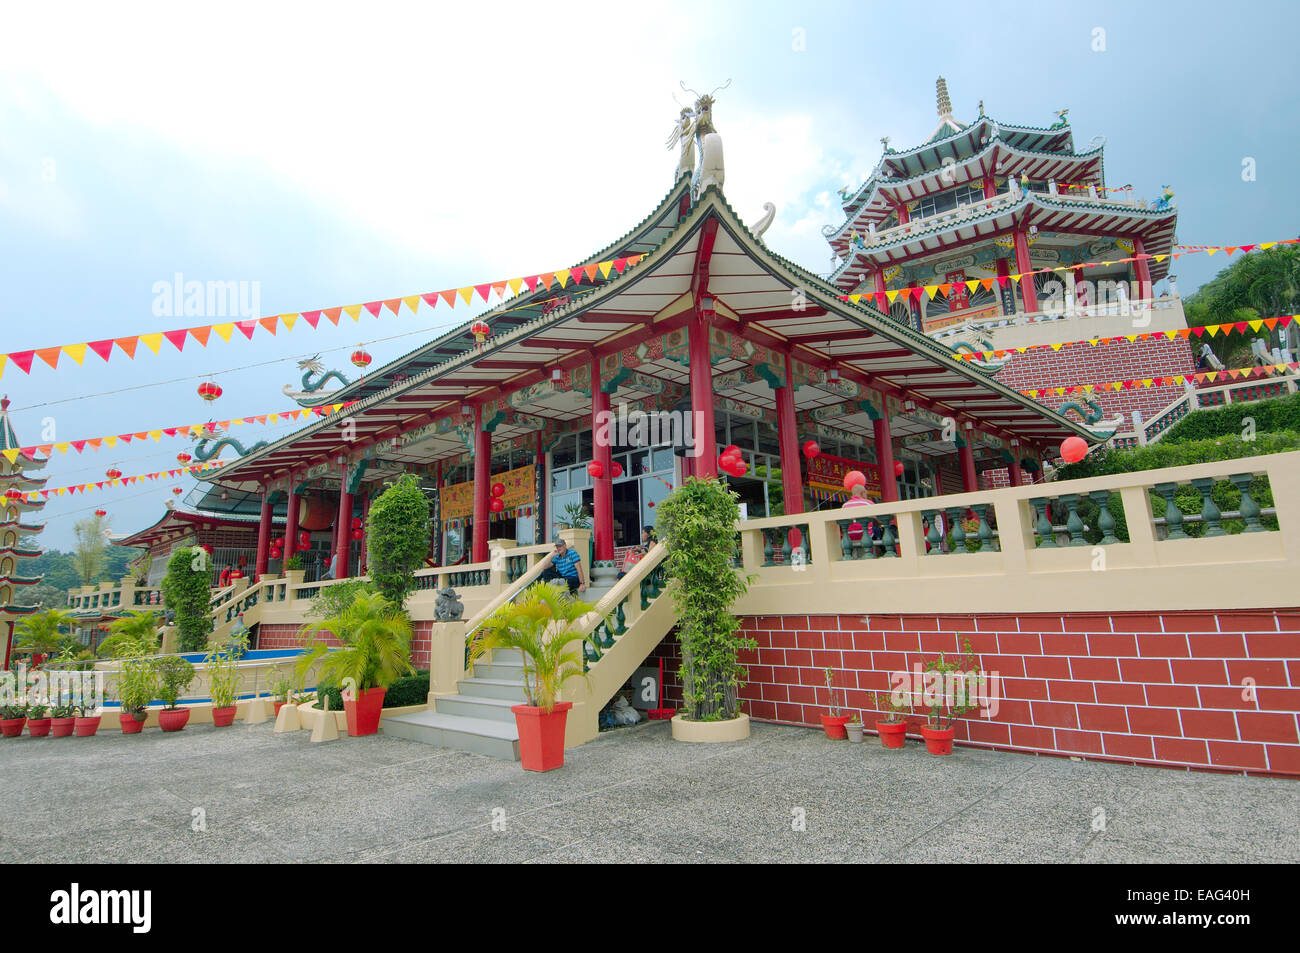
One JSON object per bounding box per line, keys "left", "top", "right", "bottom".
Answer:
{"left": 2, "top": 0, "right": 1297, "bottom": 552}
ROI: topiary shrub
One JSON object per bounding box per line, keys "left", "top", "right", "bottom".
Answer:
{"left": 1159, "top": 393, "right": 1300, "bottom": 444}
{"left": 367, "top": 474, "right": 431, "bottom": 610}
{"left": 161, "top": 547, "right": 213, "bottom": 652}
{"left": 655, "top": 477, "right": 754, "bottom": 722}
{"left": 316, "top": 671, "right": 429, "bottom": 710}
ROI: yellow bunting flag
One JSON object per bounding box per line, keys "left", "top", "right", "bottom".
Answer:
{"left": 343, "top": 305, "right": 362, "bottom": 322}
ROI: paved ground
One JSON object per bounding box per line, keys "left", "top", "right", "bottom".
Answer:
{"left": 2, "top": 719, "right": 1296, "bottom": 863}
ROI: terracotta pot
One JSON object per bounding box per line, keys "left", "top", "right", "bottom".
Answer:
{"left": 921, "top": 725, "right": 956, "bottom": 755}
{"left": 1, "top": 717, "right": 26, "bottom": 738}
{"left": 876, "top": 720, "right": 907, "bottom": 749}
{"left": 819, "top": 714, "right": 852, "bottom": 739}
{"left": 74, "top": 715, "right": 101, "bottom": 737}
{"left": 273, "top": 702, "right": 286, "bottom": 717}
{"left": 27, "top": 718, "right": 52, "bottom": 738}
{"left": 50, "top": 717, "right": 76, "bottom": 738}
{"left": 212, "top": 706, "right": 237, "bottom": 727}
{"left": 511, "top": 702, "right": 572, "bottom": 772}
{"left": 158, "top": 708, "right": 191, "bottom": 732}
{"left": 119, "top": 712, "right": 147, "bottom": 734}
{"left": 343, "top": 686, "right": 386, "bottom": 737}
{"left": 845, "top": 721, "right": 864, "bottom": 742}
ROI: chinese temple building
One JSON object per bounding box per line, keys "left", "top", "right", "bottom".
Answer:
{"left": 828, "top": 78, "right": 1193, "bottom": 446}
{"left": 1, "top": 396, "right": 48, "bottom": 669}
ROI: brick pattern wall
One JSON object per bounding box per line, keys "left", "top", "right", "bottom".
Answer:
{"left": 994, "top": 338, "right": 1196, "bottom": 426}
{"left": 650, "top": 610, "right": 1300, "bottom": 776}
{"left": 257, "top": 622, "right": 433, "bottom": 669}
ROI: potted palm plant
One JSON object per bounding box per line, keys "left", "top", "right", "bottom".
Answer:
{"left": 49, "top": 701, "right": 76, "bottom": 737}
{"left": 154, "top": 656, "right": 196, "bottom": 732}
{"left": 873, "top": 690, "right": 912, "bottom": 749}
{"left": 478, "top": 580, "right": 596, "bottom": 772}
{"left": 205, "top": 631, "right": 247, "bottom": 727}
{"left": 295, "top": 589, "right": 414, "bottom": 736}
{"left": 1, "top": 704, "right": 27, "bottom": 738}
{"left": 920, "top": 639, "right": 984, "bottom": 756}
{"left": 820, "top": 668, "right": 852, "bottom": 739}
{"left": 115, "top": 656, "right": 156, "bottom": 734}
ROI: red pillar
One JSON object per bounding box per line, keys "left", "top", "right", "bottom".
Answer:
{"left": 1132, "top": 236, "right": 1152, "bottom": 300}
{"left": 591, "top": 358, "right": 615, "bottom": 563}
{"left": 896, "top": 203, "right": 910, "bottom": 225}
{"left": 335, "top": 477, "right": 353, "bottom": 579}
{"left": 689, "top": 315, "right": 718, "bottom": 479}
{"left": 1007, "top": 453, "right": 1024, "bottom": 487}
{"left": 1014, "top": 228, "right": 1038, "bottom": 313}
{"left": 958, "top": 441, "right": 978, "bottom": 493}
{"left": 534, "top": 430, "right": 546, "bottom": 540}
{"left": 874, "top": 416, "right": 898, "bottom": 502}
{"left": 775, "top": 354, "right": 803, "bottom": 515}
{"left": 255, "top": 490, "right": 272, "bottom": 580}
{"left": 873, "top": 267, "right": 888, "bottom": 309}
{"left": 982, "top": 174, "right": 996, "bottom": 199}
{"left": 996, "top": 257, "right": 1012, "bottom": 316}
{"left": 473, "top": 406, "right": 491, "bottom": 563}
{"left": 359, "top": 492, "right": 371, "bottom": 574}
{"left": 284, "top": 485, "right": 299, "bottom": 560}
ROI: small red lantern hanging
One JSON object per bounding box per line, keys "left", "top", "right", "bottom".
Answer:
{"left": 4, "top": 488, "right": 22, "bottom": 501}
{"left": 105, "top": 468, "right": 122, "bottom": 480}
{"left": 894, "top": 460, "right": 905, "bottom": 477}
{"left": 94, "top": 509, "right": 107, "bottom": 517}
{"left": 586, "top": 460, "right": 604, "bottom": 480}
{"left": 350, "top": 528, "right": 364, "bottom": 541}
{"left": 611, "top": 462, "right": 623, "bottom": 479}
{"left": 470, "top": 320, "right": 491, "bottom": 344}
{"left": 802, "top": 440, "right": 820, "bottom": 460}
{"left": 177, "top": 452, "right": 192, "bottom": 465}
{"left": 491, "top": 482, "right": 505, "bottom": 498}
{"left": 351, "top": 517, "right": 362, "bottom": 530}
{"left": 298, "top": 531, "right": 312, "bottom": 547}
{"left": 1060, "top": 436, "right": 1089, "bottom": 463}
{"left": 197, "top": 381, "right": 223, "bottom": 402}
{"left": 350, "top": 346, "right": 373, "bottom": 370}
{"left": 843, "top": 470, "right": 866, "bottom": 491}
{"left": 489, "top": 498, "right": 505, "bottom": 513}
{"left": 171, "top": 487, "right": 183, "bottom": 495}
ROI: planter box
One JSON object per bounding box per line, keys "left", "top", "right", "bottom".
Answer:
{"left": 670, "top": 713, "right": 751, "bottom": 743}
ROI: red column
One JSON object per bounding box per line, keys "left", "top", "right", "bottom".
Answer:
{"left": 995, "top": 257, "right": 1012, "bottom": 316}
{"left": 873, "top": 267, "right": 888, "bottom": 308}
{"left": 1014, "top": 229, "right": 1038, "bottom": 313}
{"left": 254, "top": 490, "right": 272, "bottom": 580}
{"left": 359, "top": 492, "right": 371, "bottom": 574}
{"left": 982, "top": 174, "right": 996, "bottom": 199}
{"left": 1132, "top": 236, "right": 1152, "bottom": 300}
{"left": 689, "top": 315, "right": 718, "bottom": 479}
{"left": 534, "top": 431, "right": 546, "bottom": 539}
{"left": 284, "top": 485, "right": 299, "bottom": 560}
{"left": 335, "top": 477, "right": 353, "bottom": 579}
{"left": 874, "top": 416, "right": 898, "bottom": 502}
{"left": 958, "top": 440, "right": 978, "bottom": 493}
{"left": 591, "top": 358, "right": 615, "bottom": 563}
{"left": 896, "top": 203, "right": 910, "bottom": 225}
{"left": 1007, "top": 453, "right": 1024, "bottom": 487}
{"left": 775, "top": 354, "right": 803, "bottom": 515}
{"left": 473, "top": 406, "right": 491, "bottom": 563}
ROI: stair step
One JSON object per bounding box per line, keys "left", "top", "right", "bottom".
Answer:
{"left": 434, "top": 693, "right": 519, "bottom": 724}
{"left": 474, "top": 661, "right": 526, "bottom": 681}
{"left": 380, "top": 710, "right": 519, "bottom": 760}
{"left": 458, "top": 676, "right": 528, "bottom": 701}
{"left": 489, "top": 648, "right": 524, "bottom": 664}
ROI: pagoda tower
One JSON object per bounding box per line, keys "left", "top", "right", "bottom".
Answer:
{"left": 1, "top": 396, "right": 49, "bottom": 669}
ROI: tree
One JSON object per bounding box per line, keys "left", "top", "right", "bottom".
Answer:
{"left": 97, "top": 610, "right": 162, "bottom": 659}
{"left": 366, "top": 474, "right": 431, "bottom": 609}
{"left": 160, "top": 547, "right": 212, "bottom": 651}
{"left": 14, "top": 608, "right": 73, "bottom": 657}
{"left": 1186, "top": 245, "right": 1300, "bottom": 365}
{"left": 72, "top": 514, "right": 111, "bottom": 586}
{"left": 654, "top": 477, "right": 754, "bottom": 722}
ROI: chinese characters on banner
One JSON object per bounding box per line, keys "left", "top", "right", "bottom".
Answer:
{"left": 946, "top": 270, "right": 970, "bottom": 312}
{"left": 440, "top": 464, "right": 536, "bottom": 521}
{"left": 806, "top": 452, "right": 882, "bottom": 502}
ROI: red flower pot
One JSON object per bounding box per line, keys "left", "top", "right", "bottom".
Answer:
{"left": 343, "top": 686, "right": 386, "bottom": 737}
{"left": 273, "top": 702, "right": 286, "bottom": 717}
{"left": 75, "top": 715, "right": 101, "bottom": 737}
{"left": 819, "top": 714, "right": 852, "bottom": 739}
{"left": 1, "top": 717, "right": 26, "bottom": 738}
{"left": 921, "top": 725, "right": 955, "bottom": 755}
{"left": 50, "top": 717, "right": 75, "bottom": 738}
{"left": 876, "top": 720, "right": 907, "bottom": 749}
{"left": 28, "top": 718, "right": 51, "bottom": 738}
{"left": 158, "top": 708, "right": 191, "bottom": 732}
{"left": 212, "top": 706, "right": 237, "bottom": 727}
{"left": 511, "top": 702, "right": 572, "bottom": 772}
{"left": 119, "top": 712, "right": 147, "bottom": 734}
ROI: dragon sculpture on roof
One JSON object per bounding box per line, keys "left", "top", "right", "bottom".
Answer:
{"left": 283, "top": 354, "right": 350, "bottom": 408}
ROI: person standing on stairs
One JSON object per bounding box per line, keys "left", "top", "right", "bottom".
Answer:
{"left": 541, "top": 537, "right": 588, "bottom": 595}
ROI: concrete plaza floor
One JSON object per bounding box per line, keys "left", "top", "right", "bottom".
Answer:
{"left": 2, "top": 719, "right": 1295, "bottom": 863}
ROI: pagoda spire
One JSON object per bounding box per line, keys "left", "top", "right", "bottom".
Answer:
{"left": 1, "top": 394, "right": 46, "bottom": 667}
{"left": 936, "top": 76, "right": 953, "bottom": 118}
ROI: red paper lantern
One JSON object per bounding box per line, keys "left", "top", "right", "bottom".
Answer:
{"left": 491, "top": 482, "right": 505, "bottom": 498}
{"left": 611, "top": 462, "right": 623, "bottom": 478}
{"left": 846, "top": 521, "right": 864, "bottom": 541}
{"left": 299, "top": 531, "right": 311, "bottom": 546}
{"left": 1061, "top": 436, "right": 1089, "bottom": 463}
{"left": 197, "top": 381, "right": 223, "bottom": 402}
{"left": 894, "top": 461, "right": 905, "bottom": 477}
{"left": 105, "top": 468, "right": 122, "bottom": 480}
{"left": 350, "top": 347, "right": 372, "bottom": 370}
{"left": 586, "top": 461, "right": 604, "bottom": 479}
{"left": 843, "top": 470, "right": 866, "bottom": 490}
{"left": 269, "top": 549, "right": 282, "bottom": 560}
{"left": 202, "top": 544, "right": 214, "bottom": 555}
{"left": 171, "top": 487, "right": 183, "bottom": 495}
{"left": 350, "top": 528, "right": 364, "bottom": 541}
{"left": 272, "top": 537, "right": 284, "bottom": 547}
{"left": 721, "top": 445, "right": 740, "bottom": 460}
{"left": 177, "top": 452, "right": 192, "bottom": 465}
{"left": 3, "top": 488, "right": 21, "bottom": 502}
{"left": 351, "top": 517, "right": 362, "bottom": 530}
{"left": 94, "top": 509, "right": 107, "bottom": 517}
{"left": 470, "top": 320, "right": 491, "bottom": 344}
{"left": 802, "top": 440, "right": 820, "bottom": 459}
{"left": 489, "top": 498, "right": 505, "bottom": 513}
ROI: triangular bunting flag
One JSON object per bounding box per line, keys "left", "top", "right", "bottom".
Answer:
{"left": 281, "top": 313, "right": 299, "bottom": 331}
{"left": 211, "top": 324, "right": 235, "bottom": 343}
{"left": 457, "top": 287, "right": 475, "bottom": 305}
{"left": 258, "top": 317, "right": 279, "bottom": 335}
{"left": 340, "top": 306, "right": 359, "bottom": 323}
{"left": 62, "top": 343, "right": 88, "bottom": 365}
{"left": 302, "top": 311, "right": 323, "bottom": 328}
{"left": 363, "top": 302, "right": 383, "bottom": 318}
{"left": 88, "top": 340, "right": 116, "bottom": 361}
{"left": 402, "top": 296, "right": 421, "bottom": 314}
{"left": 138, "top": 333, "right": 164, "bottom": 354}
{"left": 36, "top": 348, "right": 62, "bottom": 370}
{"left": 438, "top": 289, "right": 457, "bottom": 309}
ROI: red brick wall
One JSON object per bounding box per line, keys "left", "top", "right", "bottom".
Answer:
{"left": 994, "top": 338, "right": 1195, "bottom": 426}
{"left": 256, "top": 622, "right": 432, "bottom": 669}
{"left": 650, "top": 609, "right": 1300, "bottom": 776}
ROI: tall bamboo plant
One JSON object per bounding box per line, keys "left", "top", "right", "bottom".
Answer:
{"left": 477, "top": 581, "right": 595, "bottom": 711}
{"left": 654, "top": 477, "right": 754, "bottom": 722}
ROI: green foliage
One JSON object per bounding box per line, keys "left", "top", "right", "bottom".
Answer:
{"left": 72, "top": 513, "right": 111, "bottom": 586}
{"left": 161, "top": 547, "right": 212, "bottom": 652}
{"left": 283, "top": 553, "right": 305, "bottom": 571}
{"left": 1185, "top": 246, "right": 1300, "bottom": 364}
{"left": 153, "top": 656, "right": 196, "bottom": 710}
{"left": 98, "top": 610, "right": 162, "bottom": 659}
{"left": 316, "top": 671, "right": 429, "bottom": 711}
{"left": 116, "top": 657, "right": 157, "bottom": 716}
{"left": 366, "top": 474, "right": 431, "bottom": 609}
{"left": 823, "top": 668, "right": 846, "bottom": 717}
{"left": 555, "top": 501, "right": 591, "bottom": 529}
{"left": 1055, "top": 431, "right": 1300, "bottom": 482}
{"left": 19, "top": 544, "right": 143, "bottom": 596}
{"left": 204, "top": 629, "right": 248, "bottom": 710}
{"left": 654, "top": 477, "right": 754, "bottom": 722}
{"left": 874, "top": 690, "right": 912, "bottom": 724}
{"left": 296, "top": 589, "right": 415, "bottom": 693}
{"left": 1158, "top": 394, "right": 1300, "bottom": 445}
{"left": 14, "top": 608, "right": 72, "bottom": 656}
{"left": 478, "top": 581, "right": 594, "bottom": 711}
{"left": 307, "top": 579, "right": 375, "bottom": 622}
{"left": 923, "top": 639, "right": 984, "bottom": 730}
